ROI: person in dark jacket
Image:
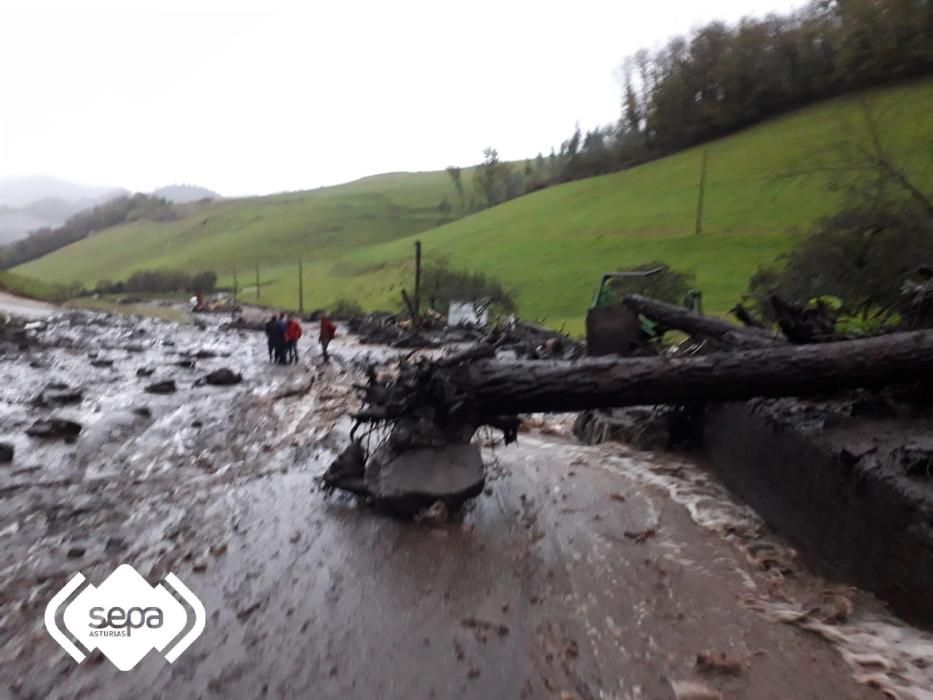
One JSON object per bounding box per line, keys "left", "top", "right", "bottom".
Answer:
{"left": 264, "top": 315, "right": 280, "bottom": 362}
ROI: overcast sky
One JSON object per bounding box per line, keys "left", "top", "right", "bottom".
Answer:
{"left": 0, "top": 0, "right": 804, "bottom": 197}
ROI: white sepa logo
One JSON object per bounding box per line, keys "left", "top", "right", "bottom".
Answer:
{"left": 45, "top": 564, "right": 205, "bottom": 671}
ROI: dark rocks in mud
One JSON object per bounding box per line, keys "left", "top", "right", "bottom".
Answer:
{"left": 175, "top": 359, "right": 197, "bottom": 369}
{"left": 132, "top": 405, "right": 152, "bottom": 418}
{"left": 196, "top": 368, "right": 243, "bottom": 386}
{"left": 34, "top": 383, "right": 83, "bottom": 407}
{"left": 26, "top": 417, "right": 82, "bottom": 440}
{"left": 90, "top": 358, "right": 114, "bottom": 368}
{"left": 894, "top": 440, "right": 933, "bottom": 479}
{"left": 145, "top": 380, "right": 177, "bottom": 394}
{"left": 0, "top": 443, "right": 13, "bottom": 463}
{"left": 136, "top": 367, "right": 155, "bottom": 377}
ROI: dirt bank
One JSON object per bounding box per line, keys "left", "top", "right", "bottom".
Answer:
{"left": 701, "top": 397, "right": 933, "bottom": 627}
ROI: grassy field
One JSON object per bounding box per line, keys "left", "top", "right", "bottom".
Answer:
{"left": 0, "top": 270, "right": 69, "bottom": 302}
{"left": 17, "top": 80, "right": 933, "bottom": 334}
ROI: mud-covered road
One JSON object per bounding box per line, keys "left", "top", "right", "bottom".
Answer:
{"left": 1, "top": 309, "right": 931, "bottom": 699}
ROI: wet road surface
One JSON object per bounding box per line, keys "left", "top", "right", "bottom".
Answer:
{"left": 1, "top": 310, "right": 931, "bottom": 699}
{"left": 0, "top": 291, "right": 57, "bottom": 319}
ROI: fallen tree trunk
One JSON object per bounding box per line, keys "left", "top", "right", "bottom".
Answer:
{"left": 357, "top": 330, "right": 933, "bottom": 421}
{"left": 623, "top": 294, "right": 785, "bottom": 348}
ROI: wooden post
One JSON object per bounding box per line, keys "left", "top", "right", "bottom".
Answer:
{"left": 298, "top": 257, "right": 304, "bottom": 314}
{"left": 695, "top": 149, "right": 708, "bottom": 235}
{"left": 414, "top": 240, "right": 422, "bottom": 316}
{"left": 233, "top": 264, "right": 238, "bottom": 298}
{"left": 255, "top": 263, "right": 260, "bottom": 300}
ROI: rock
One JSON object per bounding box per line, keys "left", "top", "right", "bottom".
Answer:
{"left": 145, "top": 380, "right": 177, "bottom": 394}
{"left": 194, "top": 349, "right": 218, "bottom": 359}
{"left": 0, "top": 443, "right": 13, "bottom": 463}
{"left": 105, "top": 537, "right": 126, "bottom": 553}
{"left": 321, "top": 440, "right": 367, "bottom": 495}
{"left": 90, "top": 358, "right": 114, "bottom": 368}
{"left": 132, "top": 405, "right": 152, "bottom": 418}
{"left": 364, "top": 442, "right": 485, "bottom": 515}
{"left": 894, "top": 440, "right": 933, "bottom": 479}
{"left": 197, "top": 368, "right": 242, "bottom": 386}
{"left": 175, "top": 359, "right": 196, "bottom": 369}
{"left": 696, "top": 651, "right": 744, "bottom": 676}
{"left": 414, "top": 500, "right": 449, "bottom": 526}
{"left": 66, "top": 546, "right": 86, "bottom": 558}
{"left": 136, "top": 367, "right": 155, "bottom": 377}
{"left": 670, "top": 680, "right": 722, "bottom": 700}
{"left": 34, "top": 383, "right": 83, "bottom": 407}
{"left": 26, "top": 418, "right": 82, "bottom": 439}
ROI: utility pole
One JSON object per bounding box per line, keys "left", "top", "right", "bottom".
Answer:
{"left": 695, "top": 150, "right": 709, "bottom": 235}
{"left": 298, "top": 257, "right": 304, "bottom": 314}
{"left": 233, "top": 264, "right": 238, "bottom": 298}
{"left": 414, "top": 240, "right": 422, "bottom": 316}
{"left": 255, "top": 263, "right": 260, "bottom": 300}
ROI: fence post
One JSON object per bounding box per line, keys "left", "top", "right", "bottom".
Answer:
{"left": 255, "top": 263, "right": 260, "bottom": 300}
{"left": 298, "top": 257, "right": 304, "bottom": 314}
{"left": 414, "top": 240, "right": 422, "bottom": 316}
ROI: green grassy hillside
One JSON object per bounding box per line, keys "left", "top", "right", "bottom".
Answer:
{"left": 18, "top": 80, "right": 933, "bottom": 333}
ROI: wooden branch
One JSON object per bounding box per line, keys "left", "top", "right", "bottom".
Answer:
{"left": 623, "top": 294, "right": 785, "bottom": 348}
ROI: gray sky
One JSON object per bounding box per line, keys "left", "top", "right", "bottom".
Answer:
{"left": 0, "top": 0, "right": 803, "bottom": 196}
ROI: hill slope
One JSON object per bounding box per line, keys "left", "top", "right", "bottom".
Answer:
{"left": 152, "top": 184, "right": 222, "bottom": 203}
{"left": 17, "top": 81, "right": 933, "bottom": 331}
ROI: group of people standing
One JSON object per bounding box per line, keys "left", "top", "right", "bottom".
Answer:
{"left": 264, "top": 312, "right": 337, "bottom": 364}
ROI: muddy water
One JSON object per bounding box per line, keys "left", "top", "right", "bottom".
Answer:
{"left": 0, "top": 310, "right": 928, "bottom": 699}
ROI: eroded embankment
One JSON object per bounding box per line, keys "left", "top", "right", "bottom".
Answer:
{"left": 700, "top": 398, "right": 933, "bottom": 628}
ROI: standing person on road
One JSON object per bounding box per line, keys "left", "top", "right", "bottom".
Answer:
{"left": 264, "top": 314, "right": 281, "bottom": 362}
{"left": 285, "top": 316, "right": 303, "bottom": 364}
{"left": 319, "top": 313, "right": 337, "bottom": 363}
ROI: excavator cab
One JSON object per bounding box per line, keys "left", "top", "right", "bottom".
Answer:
{"left": 585, "top": 269, "right": 664, "bottom": 356}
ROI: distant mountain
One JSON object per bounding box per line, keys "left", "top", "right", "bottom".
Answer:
{"left": 0, "top": 175, "right": 124, "bottom": 209}
{"left": 152, "top": 184, "right": 221, "bottom": 204}
{"left": 0, "top": 176, "right": 127, "bottom": 245}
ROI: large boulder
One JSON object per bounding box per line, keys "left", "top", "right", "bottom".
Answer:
{"left": 364, "top": 442, "right": 485, "bottom": 515}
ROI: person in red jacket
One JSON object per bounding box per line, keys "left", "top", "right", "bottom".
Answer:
{"left": 319, "top": 313, "right": 337, "bottom": 363}
{"left": 284, "top": 316, "right": 303, "bottom": 364}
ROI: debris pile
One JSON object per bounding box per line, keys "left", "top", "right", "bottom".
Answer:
{"left": 347, "top": 310, "right": 583, "bottom": 359}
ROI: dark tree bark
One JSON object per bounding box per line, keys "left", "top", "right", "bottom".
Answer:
{"left": 623, "top": 294, "right": 785, "bottom": 348}
{"left": 357, "top": 330, "right": 933, "bottom": 421}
